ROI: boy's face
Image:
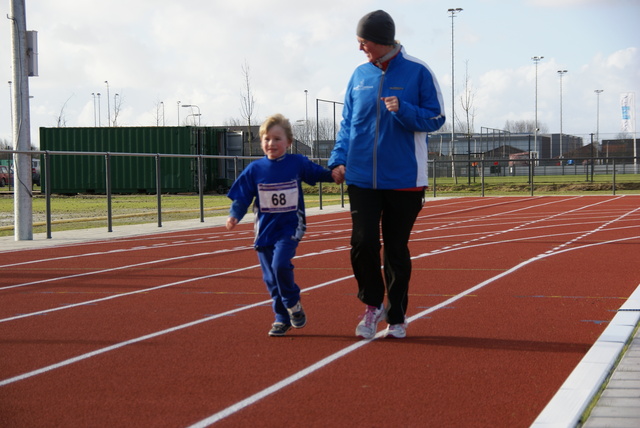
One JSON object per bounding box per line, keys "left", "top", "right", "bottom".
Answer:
{"left": 261, "top": 125, "right": 291, "bottom": 160}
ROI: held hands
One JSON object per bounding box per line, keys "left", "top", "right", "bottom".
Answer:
{"left": 226, "top": 217, "right": 238, "bottom": 231}
{"left": 381, "top": 96, "right": 399, "bottom": 113}
{"left": 331, "top": 165, "right": 346, "bottom": 184}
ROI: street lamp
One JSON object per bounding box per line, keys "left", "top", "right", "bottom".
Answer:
{"left": 97, "top": 92, "right": 101, "bottom": 126}
{"left": 182, "top": 104, "right": 201, "bottom": 125}
{"left": 105, "top": 80, "right": 111, "bottom": 127}
{"left": 160, "top": 101, "right": 165, "bottom": 126}
{"left": 177, "top": 101, "right": 181, "bottom": 125}
{"left": 594, "top": 89, "right": 603, "bottom": 144}
{"left": 532, "top": 56, "right": 544, "bottom": 159}
{"left": 448, "top": 8, "right": 463, "bottom": 161}
{"left": 185, "top": 114, "right": 201, "bottom": 126}
{"left": 557, "top": 70, "right": 568, "bottom": 159}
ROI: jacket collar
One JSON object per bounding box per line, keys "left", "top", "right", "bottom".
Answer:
{"left": 374, "top": 44, "right": 402, "bottom": 70}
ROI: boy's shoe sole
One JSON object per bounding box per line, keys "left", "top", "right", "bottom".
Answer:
{"left": 268, "top": 322, "right": 291, "bottom": 337}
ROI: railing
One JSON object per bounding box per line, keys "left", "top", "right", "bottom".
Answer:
{"left": 1, "top": 149, "right": 341, "bottom": 239}
{"left": 1, "top": 150, "right": 638, "bottom": 238}
{"left": 429, "top": 156, "right": 639, "bottom": 197}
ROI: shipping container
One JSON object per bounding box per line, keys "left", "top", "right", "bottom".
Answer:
{"left": 39, "top": 126, "right": 230, "bottom": 194}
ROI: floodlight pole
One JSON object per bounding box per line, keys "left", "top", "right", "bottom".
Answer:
{"left": 105, "top": 80, "right": 111, "bottom": 126}
{"left": 448, "top": 8, "right": 462, "bottom": 165}
{"left": 557, "top": 70, "right": 567, "bottom": 159}
{"left": 594, "top": 89, "right": 603, "bottom": 144}
{"left": 532, "top": 56, "right": 544, "bottom": 159}
{"left": 10, "top": 0, "right": 34, "bottom": 241}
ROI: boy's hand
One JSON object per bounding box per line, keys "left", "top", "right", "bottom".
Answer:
{"left": 332, "top": 165, "right": 346, "bottom": 184}
{"left": 226, "top": 217, "right": 238, "bottom": 231}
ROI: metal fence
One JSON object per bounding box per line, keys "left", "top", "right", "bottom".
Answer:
{"left": 430, "top": 155, "right": 639, "bottom": 197}
{"left": 1, "top": 149, "right": 341, "bottom": 239}
{"left": 1, "top": 150, "right": 638, "bottom": 239}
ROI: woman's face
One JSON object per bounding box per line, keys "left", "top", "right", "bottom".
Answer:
{"left": 357, "top": 38, "right": 388, "bottom": 63}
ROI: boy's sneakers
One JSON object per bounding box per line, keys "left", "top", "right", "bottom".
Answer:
{"left": 384, "top": 321, "right": 407, "bottom": 339}
{"left": 355, "top": 304, "right": 385, "bottom": 339}
{"left": 287, "top": 301, "right": 307, "bottom": 329}
{"left": 268, "top": 322, "right": 291, "bottom": 337}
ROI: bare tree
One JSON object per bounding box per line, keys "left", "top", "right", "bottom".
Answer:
{"left": 112, "top": 93, "right": 123, "bottom": 126}
{"left": 504, "top": 119, "right": 548, "bottom": 134}
{"left": 294, "top": 118, "right": 340, "bottom": 142}
{"left": 459, "top": 61, "right": 477, "bottom": 184}
{"left": 240, "top": 60, "right": 257, "bottom": 155}
{"left": 223, "top": 117, "right": 244, "bottom": 126}
{"left": 153, "top": 99, "right": 164, "bottom": 126}
{"left": 459, "top": 61, "right": 476, "bottom": 137}
{"left": 616, "top": 132, "right": 632, "bottom": 140}
{"left": 56, "top": 95, "right": 73, "bottom": 127}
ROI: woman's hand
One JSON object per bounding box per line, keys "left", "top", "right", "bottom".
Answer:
{"left": 331, "top": 165, "right": 346, "bottom": 184}
{"left": 382, "top": 96, "right": 399, "bottom": 112}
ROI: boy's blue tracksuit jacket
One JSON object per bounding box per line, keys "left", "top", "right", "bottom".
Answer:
{"left": 227, "top": 154, "right": 333, "bottom": 247}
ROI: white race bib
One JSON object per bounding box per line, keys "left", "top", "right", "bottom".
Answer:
{"left": 257, "top": 180, "right": 298, "bottom": 213}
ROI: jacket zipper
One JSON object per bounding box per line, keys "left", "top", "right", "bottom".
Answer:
{"left": 373, "top": 70, "right": 385, "bottom": 189}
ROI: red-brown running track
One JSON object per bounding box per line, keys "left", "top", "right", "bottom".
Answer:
{"left": 1, "top": 195, "right": 639, "bottom": 427}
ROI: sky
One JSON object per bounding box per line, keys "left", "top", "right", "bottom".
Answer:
{"left": 2, "top": 0, "right": 639, "bottom": 148}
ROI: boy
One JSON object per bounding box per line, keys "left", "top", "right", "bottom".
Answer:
{"left": 226, "top": 114, "right": 334, "bottom": 336}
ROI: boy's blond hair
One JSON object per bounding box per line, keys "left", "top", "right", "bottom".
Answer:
{"left": 259, "top": 113, "right": 293, "bottom": 143}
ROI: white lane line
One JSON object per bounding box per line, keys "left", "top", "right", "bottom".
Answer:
{"left": 2, "top": 197, "right": 633, "bottom": 322}
{"left": 0, "top": 261, "right": 260, "bottom": 324}
{"left": 0, "top": 276, "right": 352, "bottom": 387}
{"left": 187, "top": 237, "right": 628, "bottom": 428}
{"left": 0, "top": 196, "right": 582, "bottom": 291}
{"left": 0, "top": 195, "right": 555, "bottom": 271}
{"left": 3, "top": 234, "right": 636, "bottom": 392}
{"left": 4, "top": 203, "right": 635, "bottom": 323}
{"left": 0, "top": 225, "right": 581, "bottom": 324}
{"left": 186, "top": 202, "right": 639, "bottom": 427}
{"left": 0, "top": 245, "right": 253, "bottom": 292}
{"left": 0, "top": 198, "right": 640, "bottom": 386}
{"left": 0, "top": 296, "right": 271, "bottom": 387}
{"left": 0, "top": 235, "right": 253, "bottom": 270}
{"left": 1, "top": 199, "right": 637, "bottom": 425}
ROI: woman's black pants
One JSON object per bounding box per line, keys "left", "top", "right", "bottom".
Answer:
{"left": 347, "top": 185, "right": 423, "bottom": 325}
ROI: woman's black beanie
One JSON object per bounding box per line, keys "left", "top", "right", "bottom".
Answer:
{"left": 357, "top": 10, "right": 395, "bottom": 45}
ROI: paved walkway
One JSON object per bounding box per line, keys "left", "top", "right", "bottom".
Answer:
{"left": 529, "top": 283, "right": 640, "bottom": 427}
{"left": 582, "top": 328, "right": 640, "bottom": 427}
{"left": 2, "top": 205, "right": 639, "bottom": 428}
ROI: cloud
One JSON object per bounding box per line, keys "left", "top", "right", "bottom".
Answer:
{"left": 605, "top": 47, "right": 637, "bottom": 69}
{"left": 2, "top": 0, "right": 638, "bottom": 148}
